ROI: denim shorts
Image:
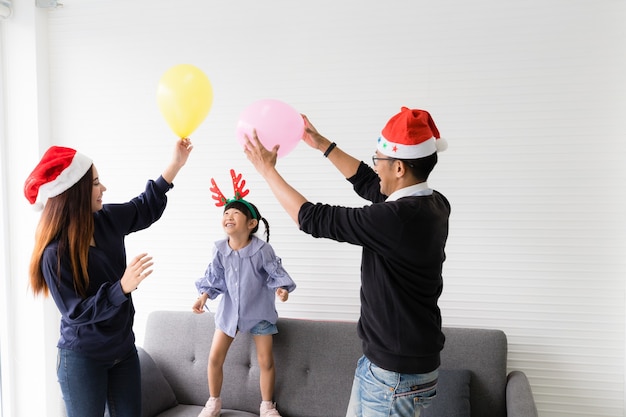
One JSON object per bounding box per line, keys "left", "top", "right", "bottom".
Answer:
{"left": 249, "top": 320, "right": 278, "bottom": 336}
{"left": 345, "top": 355, "right": 438, "bottom": 417}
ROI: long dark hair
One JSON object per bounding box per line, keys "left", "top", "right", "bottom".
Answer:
{"left": 29, "top": 166, "right": 94, "bottom": 298}
{"left": 224, "top": 200, "right": 270, "bottom": 242}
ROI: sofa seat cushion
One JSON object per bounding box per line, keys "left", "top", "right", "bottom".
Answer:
{"left": 154, "top": 404, "right": 257, "bottom": 417}
{"left": 422, "top": 369, "right": 471, "bottom": 417}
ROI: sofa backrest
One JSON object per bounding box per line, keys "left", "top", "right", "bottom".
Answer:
{"left": 440, "top": 327, "right": 508, "bottom": 417}
{"left": 143, "top": 311, "right": 362, "bottom": 417}
{"left": 271, "top": 317, "right": 363, "bottom": 417}
{"left": 143, "top": 311, "right": 508, "bottom": 417}
{"left": 143, "top": 311, "right": 215, "bottom": 408}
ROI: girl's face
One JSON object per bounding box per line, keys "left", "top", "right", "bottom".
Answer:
{"left": 222, "top": 208, "right": 257, "bottom": 237}
{"left": 91, "top": 165, "right": 107, "bottom": 212}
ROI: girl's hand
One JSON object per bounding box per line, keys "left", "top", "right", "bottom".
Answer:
{"left": 193, "top": 294, "right": 209, "bottom": 314}
{"left": 120, "top": 253, "right": 154, "bottom": 294}
{"left": 276, "top": 288, "right": 289, "bottom": 302}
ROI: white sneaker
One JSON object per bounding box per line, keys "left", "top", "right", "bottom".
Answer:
{"left": 198, "top": 397, "right": 221, "bottom": 417}
{"left": 260, "top": 401, "right": 282, "bottom": 417}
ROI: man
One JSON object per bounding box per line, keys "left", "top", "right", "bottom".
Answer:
{"left": 244, "top": 107, "right": 450, "bottom": 417}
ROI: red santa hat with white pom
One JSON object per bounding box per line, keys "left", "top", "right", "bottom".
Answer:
{"left": 377, "top": 107, "right": 447, "bottom": 159}
{"left": 24, "top": 146, "right": 93, "bottom": 210}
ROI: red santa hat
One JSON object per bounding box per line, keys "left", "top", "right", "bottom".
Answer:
{"left": 377, "top": 107, "right": 447, "bottom": 159}
{"left": 24, "top": 146, "right": 93, "bottom": 209}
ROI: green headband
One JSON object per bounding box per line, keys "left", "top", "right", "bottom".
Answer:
{"left": 225, "top": 198, "right": 258, "bottom": 220}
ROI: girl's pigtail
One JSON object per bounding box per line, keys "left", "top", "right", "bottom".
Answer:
{"left": 260, "top": 217, "right": 270, "bottom": 243}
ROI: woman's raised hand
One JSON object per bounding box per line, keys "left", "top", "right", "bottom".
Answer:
{"left": 120, "top": 253, "right": 154, "bottom": 294}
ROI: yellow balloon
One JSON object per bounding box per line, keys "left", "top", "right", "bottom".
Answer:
{"left": 157, "top": 64, "right": 213, "bottom": 138}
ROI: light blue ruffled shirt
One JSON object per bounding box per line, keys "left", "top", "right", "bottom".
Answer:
{"left": 195, "top": 235, "right": 296, "bottom": 337}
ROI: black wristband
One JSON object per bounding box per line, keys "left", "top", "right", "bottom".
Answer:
{"left": 324, "top": 142, "right": 337, "bottom": 158}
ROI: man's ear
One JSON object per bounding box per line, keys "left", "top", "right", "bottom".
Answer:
{"left": 395, "top": 160, "right": 405, "bottom": 177}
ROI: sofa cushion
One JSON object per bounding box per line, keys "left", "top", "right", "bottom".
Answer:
{"left": 138, "top": 346, "right": 178, "bottom": 417}
{"left": 152, "top": 405, "right": 258, "bottom": 417}
{"left": 422, "top": 369, "right": 471, "bottom": 417}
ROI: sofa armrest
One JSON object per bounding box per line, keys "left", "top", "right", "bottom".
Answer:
{"left": 506, "top": 370, "right": 538, "bottom": 417}
{"left": 137, "top": 347, "right": 178, "bottom": 417}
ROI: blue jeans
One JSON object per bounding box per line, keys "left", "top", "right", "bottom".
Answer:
{"left": 345, "top": 356, "right": 438, "bottom": 417}
{"left": 57, "top": 347, "right": 141, "bottom": 417}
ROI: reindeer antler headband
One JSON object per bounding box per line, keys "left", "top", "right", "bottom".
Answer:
{"left": 210, "top": 169, "right": 258, "bottom": 219}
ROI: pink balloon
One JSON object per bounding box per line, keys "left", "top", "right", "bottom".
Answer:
{"left": 236, "top": 99, "right": 304, "bottom": 158}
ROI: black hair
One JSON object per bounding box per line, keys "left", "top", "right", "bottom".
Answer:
{"left": 399, "top": 152, "right": 438, "bottom": 182}
{"left": 224, "top": 200, "right": 270, "bottom": 242}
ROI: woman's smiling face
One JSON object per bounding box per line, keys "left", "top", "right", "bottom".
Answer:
{"left": 91, "top": 165, "right": 106, "bottom": 212}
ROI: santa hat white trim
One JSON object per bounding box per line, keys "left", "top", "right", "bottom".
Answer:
{"left": 37, "top": 153, "right": 92, "bottom": 200}
{"left": 24, "top": 147, "right": 92, "bottom": 210}
{"left": 378, "top": 135, "right": 439, "bottom": 159}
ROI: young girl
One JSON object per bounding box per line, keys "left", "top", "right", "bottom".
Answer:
{"left": 192, "top": 170, "right": 296, "bottom": 417}
{"left": 25, "top": 139, "right": 193, "bottom": 417}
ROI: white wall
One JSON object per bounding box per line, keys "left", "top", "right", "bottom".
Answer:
{"left": 1, "top": 0, "right": 625, "bottom": 416}
{"left": 1, "top": 1, "right": 63, "bottom": 416}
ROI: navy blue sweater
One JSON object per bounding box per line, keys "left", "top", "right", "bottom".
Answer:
{"left": 298, "top": 162, "right": 449, "bottom": 374}
{"left": 41, "top": 176, "right": 172, "bottom": 361}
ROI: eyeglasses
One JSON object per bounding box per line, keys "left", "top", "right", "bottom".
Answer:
{"left": 371, "top": 155, "right": 397, "bottom": 166}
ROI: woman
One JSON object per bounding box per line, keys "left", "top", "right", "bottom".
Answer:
{"left": 25, "top": 139, "right": 193, "bottom": 417}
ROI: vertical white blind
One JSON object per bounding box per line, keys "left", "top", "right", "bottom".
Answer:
{"left": 41, "top": 1, "right": 626, "bottom": 416}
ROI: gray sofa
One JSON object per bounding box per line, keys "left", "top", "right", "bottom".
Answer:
{"left": 138, "top": 310, "right": 538, "bottom": 417}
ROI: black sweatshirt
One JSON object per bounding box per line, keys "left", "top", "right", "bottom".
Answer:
{"left": 42, "top": 176, "right": 173, "bottom": 361}
{"left": 298, "top": 162, "right": 449, "bottom": 373}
